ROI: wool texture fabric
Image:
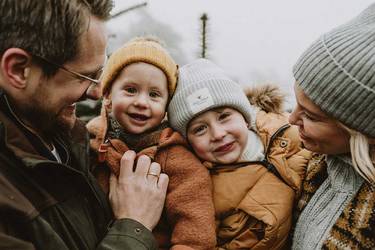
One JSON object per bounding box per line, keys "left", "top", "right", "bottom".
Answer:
{"left": 100, "top": 37, "right": 178, "bottom": 98}
{"left": 293, "top": 153, "right": 375, "bottom": 249}
{"left": 168, "top": 58, "right": 257, "bottom": 137}
{"left": 292, "top": 155, "right": 364, "bottom": 250}
{"left": 293, "top": 3, "right": 375, "bottom": 138}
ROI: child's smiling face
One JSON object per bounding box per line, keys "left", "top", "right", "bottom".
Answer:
{"left": 187, "top": 107, "right": 249, "bottom": 164}
{"left": 109, "top": 62, "right": 169, "bottom": 134}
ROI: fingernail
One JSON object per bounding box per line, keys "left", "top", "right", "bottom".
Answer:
{"left": 124, "top": 150, "right": 136, "bottom": 158}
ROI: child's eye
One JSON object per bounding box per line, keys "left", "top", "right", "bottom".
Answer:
{"left": 218, "top": 112, "right": 231, "bottom": 121}
{"left": 149, "top": 91, "right": 161, "bottom": 98}
{"left": 124, "top": 87, "right": 137, "bottom": 94}
{"left": 192, "top": 125, "right": 207, "bottom": 135}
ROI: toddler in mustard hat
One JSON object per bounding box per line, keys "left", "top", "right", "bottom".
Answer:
{"left": 86, "top": 37, "right": 216, "bottom": 250}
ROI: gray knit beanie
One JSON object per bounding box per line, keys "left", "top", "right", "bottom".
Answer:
{"left": 293, "top": 3, "right": 375, "bottom": 138}
{"left": 168, "top": 58, "right": 256, "bottom": 137}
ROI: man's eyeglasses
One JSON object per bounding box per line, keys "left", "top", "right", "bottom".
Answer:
{"left": 32, "top": 54, "right": 103, "bottom": 86}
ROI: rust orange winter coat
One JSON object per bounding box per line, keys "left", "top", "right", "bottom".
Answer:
{"left": 86, "top": 107, "right": 216, "bottom": 250}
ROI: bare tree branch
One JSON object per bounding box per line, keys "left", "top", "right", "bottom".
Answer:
{"left": 111, "top": 2, "right": 148, "bottom": 19}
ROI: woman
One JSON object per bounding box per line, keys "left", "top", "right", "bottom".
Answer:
{"left": 289, "top": 3, "right": 375, "bottom": 250}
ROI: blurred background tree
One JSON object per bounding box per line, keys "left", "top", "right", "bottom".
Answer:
{"left": 199, "top": 13, "right": 209, "bottom": 59}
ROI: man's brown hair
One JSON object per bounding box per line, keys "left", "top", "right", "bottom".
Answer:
{"left": 0, "top": 0, "right": 113, "bottom": 75}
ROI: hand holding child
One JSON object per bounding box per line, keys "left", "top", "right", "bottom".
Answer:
{"left": 109, "top": 150, "right": 169, "bottom": 231}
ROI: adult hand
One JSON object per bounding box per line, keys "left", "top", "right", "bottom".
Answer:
{"left": 109, "top": 150, "right": 169, "bottom": 231}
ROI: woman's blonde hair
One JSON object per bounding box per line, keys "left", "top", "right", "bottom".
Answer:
{"left": 341, "top": 124, "right": 375, "bottom": 183}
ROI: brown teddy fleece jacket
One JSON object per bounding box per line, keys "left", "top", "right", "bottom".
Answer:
{"left": 86, "top": 107, "right": 216, "bottom": 250}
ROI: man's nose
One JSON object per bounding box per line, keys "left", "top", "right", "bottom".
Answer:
{"left": 85, "top": 83, "right": 101, "bottom": 101}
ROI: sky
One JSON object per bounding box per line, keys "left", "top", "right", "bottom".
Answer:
{"left": 109, "top": 0, "right": 375, "bottom": 108}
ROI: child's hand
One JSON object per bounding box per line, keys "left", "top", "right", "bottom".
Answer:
{"left": 109, "top": 150, "right": 169, "bottom": 231}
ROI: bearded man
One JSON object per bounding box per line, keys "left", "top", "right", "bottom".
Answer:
{"left": 0, "top": 1, "right": 168, "bottom": 249}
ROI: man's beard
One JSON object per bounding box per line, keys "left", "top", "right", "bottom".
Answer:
{"left": 21, "top": 103, "right": 73, "bottom": 140}
{"left": 9, "top": 89, "right": 75, "bottom": 144}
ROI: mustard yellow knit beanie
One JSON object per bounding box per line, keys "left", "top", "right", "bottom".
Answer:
{"left": 101, "top": 36, "right": 178, "bottom": 99}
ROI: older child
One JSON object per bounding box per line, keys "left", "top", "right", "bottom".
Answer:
{"left": 87, "top": 38, "right": 216, "bottom": 250}
{"left": 168, "top": 59, "right": 311, "bottom": 250}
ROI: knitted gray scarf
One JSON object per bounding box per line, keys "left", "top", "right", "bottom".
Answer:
{"left": 292, "top": 154, "right": 364, "bottom": 250}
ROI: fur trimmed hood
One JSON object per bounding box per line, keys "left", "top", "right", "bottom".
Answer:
{"left": 244, "top": 84, "right": 285, "bottom": 114}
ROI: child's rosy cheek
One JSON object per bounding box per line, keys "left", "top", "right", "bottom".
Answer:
{"left": 194, "top": 145, "right": 209, "bottom": 156}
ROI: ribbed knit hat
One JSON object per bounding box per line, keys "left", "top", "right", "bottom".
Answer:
{"left": 293, "top": 3, "right": 375, "bottom": 138}
{"left": 101, "top": 37, "right": 178, "bottom": 99}
{"left": 168, "top": 59, "right": 257, "bottom": 137}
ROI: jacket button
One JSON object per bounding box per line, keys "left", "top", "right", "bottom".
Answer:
{"left": 134, "top": 228, "right": 142, "bottom": 234}
{"left": 280, "top": 140, "right": 288, "bottom": 148}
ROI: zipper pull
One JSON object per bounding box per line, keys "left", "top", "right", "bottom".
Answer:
{"left": 98, "top": 139, "right": 110, "bottom": 162}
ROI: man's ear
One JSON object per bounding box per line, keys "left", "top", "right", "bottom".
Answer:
{"left": 1, "top": 48, "right": 32, "bottom": 89}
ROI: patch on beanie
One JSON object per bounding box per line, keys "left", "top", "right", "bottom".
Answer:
{"left": 187, "top": 87, "right": 214, "bottom": 114}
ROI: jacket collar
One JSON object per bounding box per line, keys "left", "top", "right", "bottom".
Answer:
{"left": 0, "top": 90, "right": 87, "bottom": 170}
{"left": 0, "top": 91, "right": 45, "bottom": 163}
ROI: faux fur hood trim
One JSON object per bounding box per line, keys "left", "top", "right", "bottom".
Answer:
{"left": 244, "top": 84, "right": 285, "bottom": 113}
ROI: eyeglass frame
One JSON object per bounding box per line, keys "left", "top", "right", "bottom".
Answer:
{"left": 31, "top": 54, "right": 103, "bottom": 86}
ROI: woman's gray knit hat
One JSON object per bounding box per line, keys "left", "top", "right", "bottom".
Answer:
{"left": 293, "top": 3, "right": 375, "bottom": 138}
{"left": 168, "top": 59, "right": 256, "bottom": 137}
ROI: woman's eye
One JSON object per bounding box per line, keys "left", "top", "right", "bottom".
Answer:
{"left": 125, "top": 87, "right": 137, "bottom": 94}
{"left": 303, "top": 112, "right": 316, "bottom": 121}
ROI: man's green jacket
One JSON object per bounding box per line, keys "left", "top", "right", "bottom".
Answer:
{"left": 0, "top": 92, "right": 157, "bottom": 250}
